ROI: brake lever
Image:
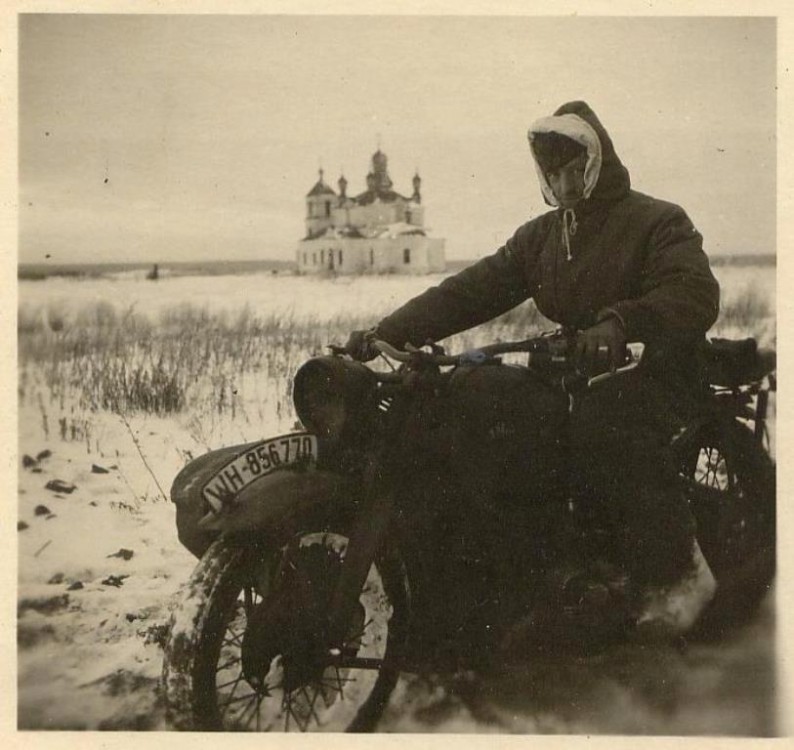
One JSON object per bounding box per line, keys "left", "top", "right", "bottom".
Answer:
{"left": 586, "top": 360, "right": 639, "bottom": 387}
{"left": 586, "top": 343, "right": 645, "bottom": 387}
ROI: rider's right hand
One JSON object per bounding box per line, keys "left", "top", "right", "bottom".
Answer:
{"left": 345, "top": 329, "right": 379, "bottom": 362}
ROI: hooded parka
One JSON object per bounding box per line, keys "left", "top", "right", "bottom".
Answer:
{"left": 370, "top": 101, "right": 722, "bottom": 591}
{"left": 376, "top": 101, "right": 720, "bottom": 385}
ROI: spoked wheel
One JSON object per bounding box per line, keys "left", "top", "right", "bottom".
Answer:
{"left": 163, "top": 523, "right": 410, "bottom": 732}
{"left": 673, "top": 419, "right": 775, "bottom": 633}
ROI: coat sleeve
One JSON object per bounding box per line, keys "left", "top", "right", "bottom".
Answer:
{"left": 607, "top": 205, "right": 720, "bottom": 344}
{"left": 375, "top": 223, "right": 540, "bottom": 348}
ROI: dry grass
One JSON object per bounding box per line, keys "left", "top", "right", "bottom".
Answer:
{"left": 717, "top": 284, "right": 772, "bottom": 331}
{"left": 17, "top": 284, "right": 772, "bottom": 432}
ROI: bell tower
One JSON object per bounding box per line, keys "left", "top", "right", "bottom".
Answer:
{"left": 304, "top": 168, "right": 336, "bottom": 238}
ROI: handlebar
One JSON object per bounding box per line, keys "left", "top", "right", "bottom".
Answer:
{"left": 368, "top": 335, "right": 644, "bottom": 376}
{"left": 370, "top": 337, "right": 571, "bottom": 367}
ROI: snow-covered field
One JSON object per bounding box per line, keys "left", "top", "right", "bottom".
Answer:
{"left": 16, "top": 264, "right": 778, "bottom": 733}
{"left": 17, "top": 264, "right": 778, "bottom": 343}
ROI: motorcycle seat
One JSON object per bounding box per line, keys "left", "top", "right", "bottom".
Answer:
{"left": 702, "top": 337, "right": 776, "bottom": 388}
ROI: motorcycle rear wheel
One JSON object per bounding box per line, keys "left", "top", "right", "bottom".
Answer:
{"left": 163, "top": 517, "right": 410, "bottom": 732}
{"left": 674, "top": 418, "right": 775, "bottom": 634}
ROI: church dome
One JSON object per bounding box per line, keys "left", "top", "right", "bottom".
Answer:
{"left": 372, "top": 149, "right": 388, "bottom": 173}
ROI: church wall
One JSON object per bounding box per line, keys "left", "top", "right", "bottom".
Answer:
{"left": 404, "top": 203, "right": 424, "bottom": 227}
{"left": 324, "top": 199, "right": 424, "bottom": 235}
{"left": 297, "top": 235, "right": 446, "bottom": 275}
{"left": 330, "top": 204, "right": 350, "bottom": 229}
{"left": 347, "top": 201, "right": 404, "bottom": 229}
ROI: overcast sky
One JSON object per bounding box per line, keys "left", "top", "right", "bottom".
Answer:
{"left": 18, "top": 13, "right": 776, "bottom": 265}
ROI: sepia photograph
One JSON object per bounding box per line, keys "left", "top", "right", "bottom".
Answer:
{"left": 13, "top": 4, "right": 783, "bottom": 738}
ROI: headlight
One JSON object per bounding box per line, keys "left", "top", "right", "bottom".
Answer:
{"left": 293, "top": 357, "right": 377, "bottom": 441}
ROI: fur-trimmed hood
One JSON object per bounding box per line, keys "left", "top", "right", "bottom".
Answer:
{"left": 528, "top": 101, "right": 631, "bottom": 208}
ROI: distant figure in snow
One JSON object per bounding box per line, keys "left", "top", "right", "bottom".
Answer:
{"left": 345, "top": 100, "right": 721, "bottom": 641}
{"left": 147, "top": 264, "right": 159, "bottom": 281}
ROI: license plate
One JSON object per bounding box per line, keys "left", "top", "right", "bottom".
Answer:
{"left": 202, "top": 432, "right": 318, "bottom": 512}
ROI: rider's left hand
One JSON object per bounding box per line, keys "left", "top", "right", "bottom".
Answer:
{"left": 345, "top": 328, "right": 379, "bottom": 362}
{"left": 575, "top": 315, "right": 627, "bottom": 375}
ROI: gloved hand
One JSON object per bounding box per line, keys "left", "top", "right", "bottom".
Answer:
{"left": 575, "top": 315, "right": 627, "bottom": 375}
{"left": 344, "top": 328, "right": 379, "bottom": 362}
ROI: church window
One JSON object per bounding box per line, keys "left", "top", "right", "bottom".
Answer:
{"left": 325, "top": 200, "right": 331, "bottom": 217}
{"left": 370, "top": 248, "right": 374, "bottom": 266}
{"left": 321, "top": 249, "right": 325, "bottom": 265}
{"left": 338, "top": 250, "right": 343, "bottom": 266}
{"left": 403, "top": 248, "right": 411, "bottom": 264}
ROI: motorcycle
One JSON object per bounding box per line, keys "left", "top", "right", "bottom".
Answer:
{"left": 161, "top": 330, "right": 776, "bottom": 732}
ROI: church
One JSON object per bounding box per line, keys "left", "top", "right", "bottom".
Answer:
{"left": 297, "top": 149, "right": 446, "bottom": 275}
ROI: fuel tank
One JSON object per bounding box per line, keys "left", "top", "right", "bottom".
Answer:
{"left": 440, "top": 363, "right": 570, "bottom": 507}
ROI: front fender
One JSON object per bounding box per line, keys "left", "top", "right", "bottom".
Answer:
{"left": 171, "top": 442, "right": 261, "bottom": 558}
{"left": 200, "top": 468, "right": 357, "bottom": 536}
{"left": 171, "top": 443, "right": 358, "bottom": 558}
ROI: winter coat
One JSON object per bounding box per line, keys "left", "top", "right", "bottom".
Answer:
{"left": 376, "top": 101, "right": 720, "bottom": 385}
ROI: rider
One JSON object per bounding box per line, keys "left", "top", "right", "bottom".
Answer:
{"left": 346, "top": 100, "right": 721, "bottom": 640}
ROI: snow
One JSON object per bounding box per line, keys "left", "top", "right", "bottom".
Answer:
{"left": 17, "top": 271, "right": 445, "bottom": 329}
{"left": 15, "top": 264, "right": 778, "bottom": 735}
{"left": 16, "top": 410, "right": 197, "bottom": 730}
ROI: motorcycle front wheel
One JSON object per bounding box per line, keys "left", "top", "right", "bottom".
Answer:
{"left": 162, "top": 517, "right": 410, "bottom": 732}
